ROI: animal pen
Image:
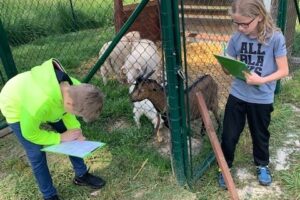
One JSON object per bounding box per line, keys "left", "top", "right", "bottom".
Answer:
{"left": 0, "top": 0, "right": 299, "bottom": 188}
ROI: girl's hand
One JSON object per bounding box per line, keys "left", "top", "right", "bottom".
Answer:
{"left": 243, "top": 71, "right": 265, "bottom": 85}
{"left": 222, "top": 67, "right": 230, "bottom": 75}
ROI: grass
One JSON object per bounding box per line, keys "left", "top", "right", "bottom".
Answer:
{"left": 279, "top": 162, "right": 300, "bottom": 199}
{"left": 0, "top": 0, "right": 114, "bottom": 46}
{"left": 1, "top": 45, "right": 300, "bottom": 199}
{"left": 0, "top": 2, "right": 300, "bottom": 199}
{"left": 292, "top": 21, "right": 300, "bottom": 57}
{"left": 12, "top": 26, "right": 114, "bottom": 74}
{"left": 277, "top": 70, "right": 300, "bottom": 108}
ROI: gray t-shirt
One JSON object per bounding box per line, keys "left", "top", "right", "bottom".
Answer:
{"left": 226, "top": 31, "right": 287, "bottom": 104}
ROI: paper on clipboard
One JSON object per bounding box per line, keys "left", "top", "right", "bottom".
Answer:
{"left": 41, "top": 140, "right": 106, "bottom": 158}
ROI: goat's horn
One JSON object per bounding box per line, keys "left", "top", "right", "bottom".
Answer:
{"left": 143, "top": 69, "right": 155, "bottom": 80}
{"left": 136, "top": 66, "right": 151, "bottom": 83}
{"left": 136, "top": 66, "right": 148, "bottom": 82}
{"left": 136, "top": 73, "right": 144, "bottom": 83}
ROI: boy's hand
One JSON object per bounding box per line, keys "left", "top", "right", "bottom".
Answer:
{"left": 77, "top": 135, "right": 86, "bottom": 141}
{"left": 60, "top": 129, "right": 82, "bottom": 142}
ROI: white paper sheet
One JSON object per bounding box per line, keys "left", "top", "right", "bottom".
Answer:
{"left": 41, "top": 140, "right": 106, "bottom": 158}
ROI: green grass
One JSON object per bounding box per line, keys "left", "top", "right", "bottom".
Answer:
{"left": 1, "top": 50, "right": 299, "bottom": 199}
{"left": 277, "top": 70, "right": 300, "bottom": 108}
{"left": 279, "top": 161, "right": 300, "bottom": 199}
{"left": 0, "top": 5, "right": 300, "bottom": 199}
{"left": 292, "top": 21, "right": 300, "bottom": 57}
{"left": 12, "top": 26, "right": 114, "bottom": 75}
{"left": 0, "top": 0, "right": 114, "bottom": 46}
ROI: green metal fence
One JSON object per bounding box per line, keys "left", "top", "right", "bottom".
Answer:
{"left": 0, "top": 18, "right": 18, "bottom": 129}
{"left": 0, "top": 0, "right": 297, "bottom": 187}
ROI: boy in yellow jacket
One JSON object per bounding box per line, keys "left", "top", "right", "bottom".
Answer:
{"left": 0, "top": 59, "right": 105, "bottom": 200}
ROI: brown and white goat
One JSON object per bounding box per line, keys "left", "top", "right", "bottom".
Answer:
{"left": 130, "top": 72, "right": 220, "bottom": 134}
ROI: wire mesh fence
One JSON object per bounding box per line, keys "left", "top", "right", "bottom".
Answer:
{"left": 178, "top": 0, "right": 299, "bottom": 182}
{"left": 0, "top": 0, "right": 115, "bottom": 74}
{"left": 0, "top": 0, "right": 299, "bottom": 186}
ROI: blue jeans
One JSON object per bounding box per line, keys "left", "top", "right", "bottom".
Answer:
{"left": 9, "top": 120, "right": 87, "bottom": 199}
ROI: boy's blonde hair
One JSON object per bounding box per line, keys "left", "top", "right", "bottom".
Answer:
{"left": 231, "top": 0, "right": 280, "bottom": 43}
{"left": 68, "top": 84, "right": 104, "bottom": 122}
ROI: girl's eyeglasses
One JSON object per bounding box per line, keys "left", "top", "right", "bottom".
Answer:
{"left": 232, "top": 18, "right": 256, "bottom": 28}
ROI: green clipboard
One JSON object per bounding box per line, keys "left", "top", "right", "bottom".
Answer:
{"left": 214, "top": 54, "right": 250, "bottom": 81}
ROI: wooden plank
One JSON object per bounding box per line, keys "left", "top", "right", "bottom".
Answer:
{"left": 289, "top": 56, "right": 300, "bottom": 65}
{"left": 180, "top": 14, "right": 231, "bottom": 20}
{"left": 0, "top": 127, "right": 12, "bottom": 138}
{"left": 114, "top": 0, "right": 123, "bottom": 33}
{"left": 179, "top": 5, "right": 230, "bottom": 11}
{"left": 196, "top": 92, "right": 239, "bottom": 200}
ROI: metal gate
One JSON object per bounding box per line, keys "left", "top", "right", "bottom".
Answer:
{"left": 0, "top": 18, "right": 18, "bottom": 130}
{"left": 0, "top": 0, "right": 297, "bottom": 187}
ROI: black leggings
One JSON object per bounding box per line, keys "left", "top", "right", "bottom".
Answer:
{"left": 221, "top": 94, "right": 273, "bottom": 168}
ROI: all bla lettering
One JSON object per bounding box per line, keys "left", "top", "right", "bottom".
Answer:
{"left": 240, "top": 42, "right": 265, "bottom": 55}
{"left": 248, "top": 65, "right": 262, "bottom": 76}
{"left": 240, "top": 55, "right": 264, "bottom": 66}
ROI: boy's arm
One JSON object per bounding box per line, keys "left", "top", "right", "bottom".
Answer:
{"left": 20, "top": 108, "right": 61, "bottom": 145}
{"left": 20, "top": 108, "right": 82, "bottom": 145}
{"left": 61, "top": 112, "right": 81, "bottom": 130}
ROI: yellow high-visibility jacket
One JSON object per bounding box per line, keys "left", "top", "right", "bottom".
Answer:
{"left": 0, "top": 59, "right": 80, "bottom": 145}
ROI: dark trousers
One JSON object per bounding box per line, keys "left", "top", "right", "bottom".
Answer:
{"left": 9, "top": 120, "right": 87, "bottom": 199}
{"left": 221, "top": 94, "right": 273, "bottom": 168}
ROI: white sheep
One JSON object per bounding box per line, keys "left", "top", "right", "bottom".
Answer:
{"left": 98, "top": 31, "right": 141, "bottom": 85}
{"left": 129, "top": 85, "right": 164, "bottom": 130}
{"left": 120, "top": 39, "right": 162, "bottom": 84}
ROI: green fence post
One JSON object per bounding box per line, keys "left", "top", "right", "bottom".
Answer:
{"left": 69, "top": 0, "right": 79, "bottom": 31}
{"left": 160, "top": 0, "right": 188, "bottom": 186}
{"left": 0, "top": 18, "right": 18, "bottom": 80}
{"left": 294, "top": 0, "right": 300, "bottom": 23}
{"left": 275, "top": 0, "right": 287, "bottom": 94}
{"left": 172, "top": 0, "right": 190, "bottom": 183}
{"left": 82, "top": 0, "right": 149, "bottom": 83}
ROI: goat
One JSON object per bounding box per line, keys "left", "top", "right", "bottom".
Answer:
{"left": 98, "top": 31, "right": 141, "bottom": 85}
{"left": 129, "top": 85, "right": 164, "bottom": 142}
{"left": 120, "top": 39, "right": 162, "bottom": 84}
{"left": 130, "top": 71, "right": 220, "bottom": 134}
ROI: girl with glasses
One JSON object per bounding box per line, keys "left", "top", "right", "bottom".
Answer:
{"left": 218, "top": 0, "right": 289, "bottom": 189}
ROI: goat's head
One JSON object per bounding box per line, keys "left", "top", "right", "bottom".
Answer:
{"left": 130, "top": 70, "right": 162, "bottom": 102}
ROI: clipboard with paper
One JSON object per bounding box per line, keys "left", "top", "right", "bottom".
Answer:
{"left": 41, "top": 140, "right": 106, "bottom": 158}
{"left": 214, "top": 54, "right": 250, "bottom": 81}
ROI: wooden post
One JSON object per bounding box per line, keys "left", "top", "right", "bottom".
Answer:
{"left": 114, "top": 0, "right": 124, "bottom": 33}
{"left": 0, "top": 127, "right": 12, "bottom": 138}
{"left": 196, "top": 92, "right": 239, "bottom": 200}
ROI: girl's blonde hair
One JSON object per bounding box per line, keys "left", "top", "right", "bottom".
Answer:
{"left": 231, "top": 0, "right": 280, "bottom": 43}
